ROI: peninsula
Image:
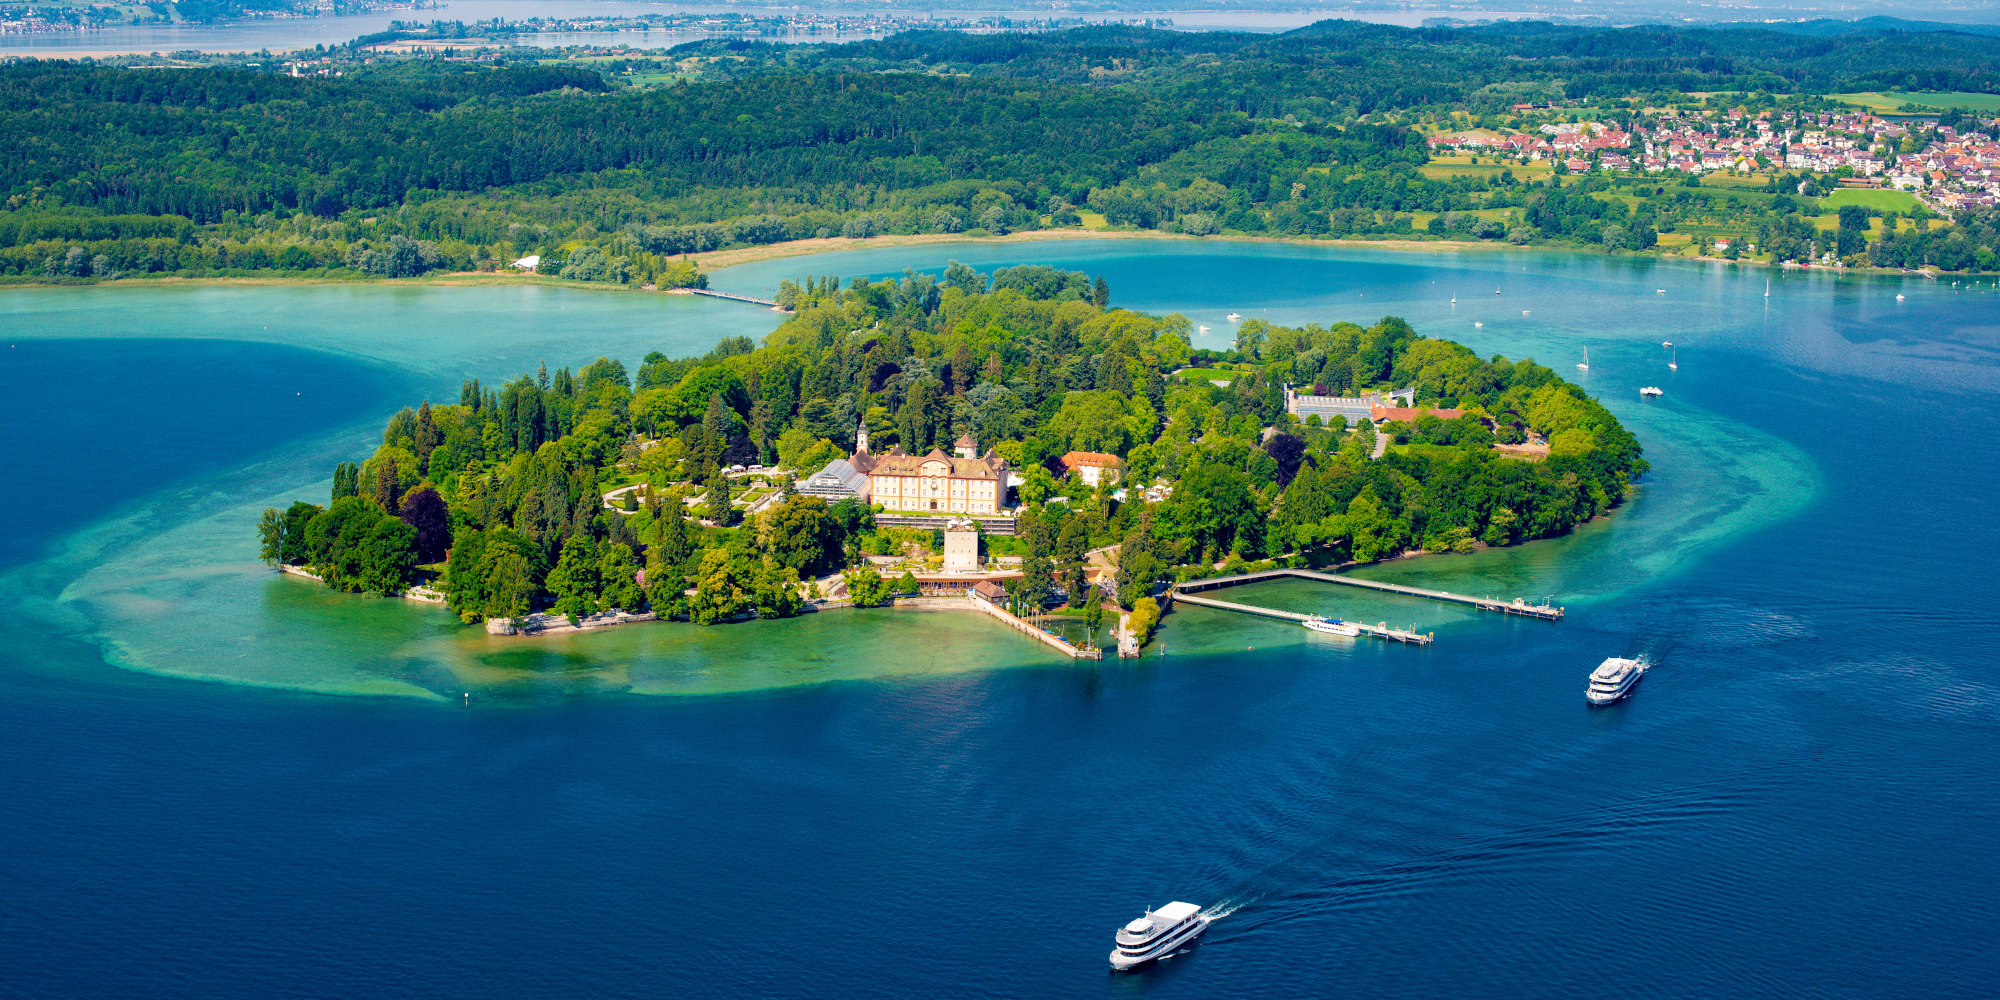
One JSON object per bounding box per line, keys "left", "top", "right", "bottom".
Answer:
{"left": 257, "top": 262, "right": 1645, "bottom": 648}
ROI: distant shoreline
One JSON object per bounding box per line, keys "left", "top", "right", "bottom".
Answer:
{"left": 0, "top": 229, "right": 1924, "bottom": 296}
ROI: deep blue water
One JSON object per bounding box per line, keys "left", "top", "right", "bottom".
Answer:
{"left": 0, "top": 339, "right": 403, "bottom": 568}
{"left": 3, "top": 249, "right": 1998, "bottom": 998}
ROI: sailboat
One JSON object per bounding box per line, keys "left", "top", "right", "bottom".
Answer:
{"left": 1764, "top": 278, "right": 1771, "bottom": 298}
{"left": 1577, "top": 347, "right": 1590, "bottom": 372}
{"left": 1668, "top": 347, "right": 1678, "bottom": 371}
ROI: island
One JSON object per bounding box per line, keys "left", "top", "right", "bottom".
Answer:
{"left": 257, "top": 262, "right": 1645, "bottom": 651}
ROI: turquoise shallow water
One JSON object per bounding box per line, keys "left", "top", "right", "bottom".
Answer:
{"left": 3, "top": 242, "right": 1997, "bottom": 997}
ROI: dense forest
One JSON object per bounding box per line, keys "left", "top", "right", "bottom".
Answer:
{"left": 4, "top": 20, "right": 2000, "bottom": 283}
{"left": 257, "top": 263, "right": 1644, "bottom": 632}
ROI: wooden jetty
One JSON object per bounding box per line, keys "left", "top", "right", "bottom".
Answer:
{"left": 1166, "top": 590, "right": 1434, "bottom": 645}
{"left": 686, "top": 288, "right": 789, "bottom": 310}
{"left": 1174, "top": 568, "right": 1563, "bottom": 620}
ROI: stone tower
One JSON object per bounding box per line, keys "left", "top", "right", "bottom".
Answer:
{"left": 855, "top": 414, "right": 870, "bottom": 454}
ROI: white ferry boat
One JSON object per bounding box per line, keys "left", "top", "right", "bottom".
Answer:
{"left": 1586, "top": 657, "right": 1647, "bottom": 705}
{"left": 1226, "top": 312, "right": 1242, "bottom": 321}
{"left": 1110, "top": 902, "right": 1209, "bottom": 971}
{"left": 1303, "top": 617, "right": 1362, "bottom": 637}
{"left": 1640, "top": 386, "right": 1663, "bottom": 398}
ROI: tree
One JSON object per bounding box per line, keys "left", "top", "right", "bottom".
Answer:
{"left": 751, "top": 563, "right": 804, "bottom": 618}
{"left": 704, "top": 468, "right": 733, "bottom": 525}
{"left": 897, "top": 568, "right": 920, "bottom": 595}
{"left": 761, "top": 493, "right": 840, "bottom": 575}
{"left": 1056, "top": 517, "right": 1089, "bottom": 603}
{"left": 1021, "top": 553, "right": 1054, "bottom": 608}
{"left": 1128, "top": 596, "right": 1161, "bottom": 645}
{"left": 1092, "top": 274, "right": 1110, "bottom": 309}
{"left": 332, "top": 461, "right": 359, "bottom": 502}
{"left": 689, "top": 549, "right": 751, "bottom": 624}
{"left": 1346, "top": 486, "right": 1404, "bottom": 563}
{"left": 1083, "top": 585, "right": 1104, "bottom": 645}
{"left": 279, "top": 501, "right": 321, "bottom": 565}
{"left": 443, "top": 526, "right": 490, "bottom": 621}
{"left": 483, "top": 550, "right": 536, "bottom": 620}
{"left": 951, "top": 342, "right": 976, "bottom": 394}
{"left": 354, "top": 517, "right": 418, "bottom": 596}
{"left": 651, "top": 495, "right": 693, "bottom": 567}
{"left": 257, "top": 507, "right": 286, "bottom": 566}
{"left": 546, "top": 534, "right": 602, "bottom": 621}
{"left": 597, "top": 542, "right": 644, "bottom": 611}
{"left": 399, "top": 486, "right": 451, "bottom": 563}
{"left": 372, "top": 455, "right": 400, "bottom": 514}
{"left": 843, "top": 565, "right": 891, "bottom": 606}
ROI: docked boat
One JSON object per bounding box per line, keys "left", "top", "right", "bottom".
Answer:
{"left": 1586, "top": 657, "right": 1647, "bottom": 705}
{"left": 1640, "top": 386, "right": 1663, "bottom": 398}
{"left": 1303, "top": 617, "right": 1362, "bottom": 637}
{"left": 1110, "top": 902, "right": 1209, "bottom": 971}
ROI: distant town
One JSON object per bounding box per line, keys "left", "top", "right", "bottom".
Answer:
{"left": 1426, "top": 106, "right": 1999, "bottom": 213}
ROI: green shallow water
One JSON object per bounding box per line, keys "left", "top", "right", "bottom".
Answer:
{"left": 1, "top": 243, "right": 1845, "bottom": 697}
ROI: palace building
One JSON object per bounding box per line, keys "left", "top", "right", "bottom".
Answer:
{"left": 829, "top": 420, "right": 1010, "bottom": 515}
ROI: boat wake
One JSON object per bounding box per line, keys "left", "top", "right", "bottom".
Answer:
{"left": 1201, "top": 898, "right": 1249, "bottom": 923}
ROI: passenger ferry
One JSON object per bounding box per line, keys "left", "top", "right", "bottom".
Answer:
{"left": 1226, "top": 312, "right": 1242, "bottom": 321}
{"left": 1302, "top": 617, "right": 1362, "bottom": 637}
{"left": 1640, "top": 386, "right": 1663, "bottom": 398}
{"left": 1586, "top": 657, "right": 1647, "bottom": 705}
{"left": 1110, "top": 902, "right": 1209, "bottom": 970}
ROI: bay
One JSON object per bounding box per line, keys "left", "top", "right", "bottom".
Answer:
{"left": 1, "top": 241, "right": 1995, "bottom": 998}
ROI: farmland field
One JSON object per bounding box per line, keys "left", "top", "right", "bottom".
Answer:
{"left": 1832, "top": 91, "right": 2000, "bottom": 113}
{"left": 1818, "top": 189, "right": 1922, "bottom": 213}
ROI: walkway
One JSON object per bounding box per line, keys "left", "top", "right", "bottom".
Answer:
{"left": 969, "top": 595, "right": 1103, "bottom": 659}
{"left": 683, "top": 288, "right": 790, "bottom": 311}
{"left": 1174, "top": 568, "right": 1563, "bottom": 620}
{"left": 1166, "top": 590, "right": 1433, "bottom": 644}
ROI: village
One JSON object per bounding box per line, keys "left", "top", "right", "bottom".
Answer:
{"left": 1427, "top": 105, "right": 2000, "bottom": 214}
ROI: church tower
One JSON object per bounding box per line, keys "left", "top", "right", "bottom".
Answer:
{"left": 855, "top": 414, "right": 870, "bottom": 455}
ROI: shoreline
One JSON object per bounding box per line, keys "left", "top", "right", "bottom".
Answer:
{"left": 0, "top": 230, "right": 1943, "bottom": 295}
{"left": 678, "top": 228, "right": 1513, "bottom": 272}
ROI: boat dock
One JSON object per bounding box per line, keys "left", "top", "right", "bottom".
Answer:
{"left": 684, "top": 288, "right": 789, "bottom": 310}
{"left": 1174, "top": 568, "right": 1563, "bottom": 620}
{"left": 969, "top": 593, "right": 1103, "bottom": 659}
{"left": 1165, "top": 591, "right": 1434, "bottom": 644}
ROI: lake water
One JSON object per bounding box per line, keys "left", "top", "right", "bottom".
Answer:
{"left": 3, "top": 242, "right": 1996, "bottom": 997}
{"left": 0, "top": 0, "right": 1352, "bottom": 55}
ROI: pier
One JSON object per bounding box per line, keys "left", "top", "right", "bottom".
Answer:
{"left": 1173, "top": 568, "right": 1563, "bottom": 620}
{"left": 1166, "top": 590, "right": 1434, "bottom": 644}
{"left": 683, "top": 288, "right": 789, "bottom": 310}
{"left": 968, "top": 593, "right": 1103, "bottom": 659}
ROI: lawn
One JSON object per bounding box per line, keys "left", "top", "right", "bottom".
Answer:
{"left": 1076, "top": 211, "right": 1109, "bottom": 230}
{"left": 1419, "top": 156, "right": 1553, "bottom": 181}
{"left": 1172, "top": 367, "right": 1236, "bottom": 384}
{"left": 1818, "top": 188, "right": 1921, "bottom": 213}
{"left": 1832, "top": 91, "right": 2000, "bottom": 114}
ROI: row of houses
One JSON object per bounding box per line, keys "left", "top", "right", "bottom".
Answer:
{"left": 1429, "top": 108, "right": 2000, "bottom": 213}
